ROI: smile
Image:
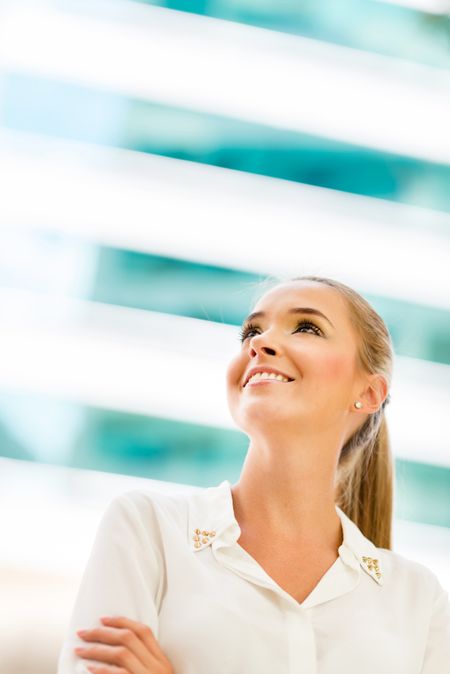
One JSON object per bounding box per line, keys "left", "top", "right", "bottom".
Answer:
{"left": 245, "top": 372, "right": 293, "bottom": 386}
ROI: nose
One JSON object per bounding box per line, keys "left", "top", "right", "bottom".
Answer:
{"left": 248, "top": 333, "right": 277, "bottom": 357}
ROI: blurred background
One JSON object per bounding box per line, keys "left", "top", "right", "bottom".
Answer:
{"left": 0, "top": 0, "right": 450, "bottom": 672}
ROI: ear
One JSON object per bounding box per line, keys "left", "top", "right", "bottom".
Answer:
{"left": 357, "top": 374, "right": 389, "bottom": 414}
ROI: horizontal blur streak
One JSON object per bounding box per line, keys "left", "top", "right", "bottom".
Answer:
{"left": 374, "top": 0, "right": 450, "bottom": 14}
{"left": 1, "top": 130, "right": 449, "bottom": 310}
{"left": 0, "top": 288, "right": 449, "bottom": 468}
{"left": 1, "top": 2, "right": 450, "bottom": 162}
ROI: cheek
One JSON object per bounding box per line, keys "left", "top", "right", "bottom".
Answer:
{"left": 315, "top": 352, "right": 354, "bottom": 383}
{"left": 226, "top": 352, "right": 245, "bottom": 388}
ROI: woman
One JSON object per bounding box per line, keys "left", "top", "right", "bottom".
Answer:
{"left": 57, "top": 275, "right": 450, "bottom": 674}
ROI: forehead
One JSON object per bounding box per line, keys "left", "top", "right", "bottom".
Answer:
{"left": 253, "top": 282, "right": 350, "bottom": 327}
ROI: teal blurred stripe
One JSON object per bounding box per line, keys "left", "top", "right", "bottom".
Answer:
{"left": 0, "top": 392, "right": 448, "bottom": 528}
{"left": 1, "top": 239, "right": 449, "bottom": 365}
{"left": 2, "top": 73, "right": 450, "bottom": 212}
{"left": 137, "top": 0, "right": 450, "bottom": 70}
{"left": 91, "top": 246, "right": 450, "bottom": 365}
{"left": 395, "top": 460, "right": 450, "bottom": 528}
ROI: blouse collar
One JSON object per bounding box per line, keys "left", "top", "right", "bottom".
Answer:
{"left": 187, "top": 479, "right": 384, "bottom": 586}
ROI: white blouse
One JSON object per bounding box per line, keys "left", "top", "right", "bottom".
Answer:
{"left": 57, "top": 479, "right": 450, "bottom": 674}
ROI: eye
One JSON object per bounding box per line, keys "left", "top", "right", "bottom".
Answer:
{"left": 238, "top": 319, "right": 322, "bottom": 342}
{"left": 238, "top": 321, "right": 258, "bottom": 342}
{"left": 294, "top": 320, "right": 322, "bottom": 336}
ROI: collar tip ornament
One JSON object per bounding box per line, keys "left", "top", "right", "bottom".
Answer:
{"left": 361, "top": 555, "right": 383, "bottom": 585}
{"left": 191, "top": 528, "right": 216, "bottom": 550}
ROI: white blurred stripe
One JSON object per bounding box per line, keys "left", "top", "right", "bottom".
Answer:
{"left": 392, "top": 517, "right": 450, "bottom": 594}
{"left": 375, "top": 0, "right": 450, "bottom": 13}
{"left": 0, "top": 288, "right": 236, "bottom": 428}
{"left": 1, "top": 130, "right": 450, "bottom": 311}
{"left": 0, "top": 457, "right": 194, "bottom": 575}
{"left": 1, "top": 1, "right": 450, "bottom": 162}
{"left": 1, "top": 457, "right": 449, "bottom": 592}
{"left": 0, "top": 288, "right": 449, "bottom": 468}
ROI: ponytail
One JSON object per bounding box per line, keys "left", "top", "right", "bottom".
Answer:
{"left": 335, "top": 410, "right": 394, "bottom": 550}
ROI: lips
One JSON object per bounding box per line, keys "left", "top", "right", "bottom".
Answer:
{"left": 243, "top": 366, "right": 295, "bottom": 387}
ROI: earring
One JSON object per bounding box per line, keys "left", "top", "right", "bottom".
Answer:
{"left": 354, "top": 401, "right": 363, "bottom": 409}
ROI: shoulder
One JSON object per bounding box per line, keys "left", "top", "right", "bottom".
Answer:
{"left": 379, "top": 550, "right": 450, "bottom": 666}
{"left": 379, "top": 547, "right": 448, "bottom": 607}
{"left": 380, "top": 547, "right": 442, "bottom": 584}
{"left": 101, "top": 485, "right": 194, "bottom": 534}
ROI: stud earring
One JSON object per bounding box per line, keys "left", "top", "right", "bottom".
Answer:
{"left": 354, "top": 401, "right": 363, "bottom": 409}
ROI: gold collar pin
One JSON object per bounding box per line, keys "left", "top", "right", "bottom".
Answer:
{"left": 192, "top": 528, "right": 216, "bottom": 549}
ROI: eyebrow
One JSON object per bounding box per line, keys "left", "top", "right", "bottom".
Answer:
{"left": 242, "top": 307, "right": 335, "bottom": 329}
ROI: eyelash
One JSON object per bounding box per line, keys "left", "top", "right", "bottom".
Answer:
{"left": 238, "top": 319, "right": 323, "bottom": 342}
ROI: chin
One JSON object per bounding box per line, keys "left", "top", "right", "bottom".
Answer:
{"left": 238, "top": 405, "right": 292, "bottom": 427}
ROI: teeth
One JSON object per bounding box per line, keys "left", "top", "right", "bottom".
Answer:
{"left": 247, "top": 371, "right": 290, "bottom": 385}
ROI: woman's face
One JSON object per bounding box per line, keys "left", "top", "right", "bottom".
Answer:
{"left": 226, "top": 281, "right": 366, "bottom": 436}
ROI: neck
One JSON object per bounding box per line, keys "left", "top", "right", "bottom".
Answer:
{"left": 230, "top": 435, "right": 343, "bottom": 551}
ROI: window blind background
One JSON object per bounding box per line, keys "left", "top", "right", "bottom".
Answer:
{"left": 0, "top": 2, "right": 449, "bottom": 672}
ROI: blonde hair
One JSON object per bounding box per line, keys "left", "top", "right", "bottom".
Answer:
{"left": 251, "top": 274, "right": 395, "bottom": 550}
